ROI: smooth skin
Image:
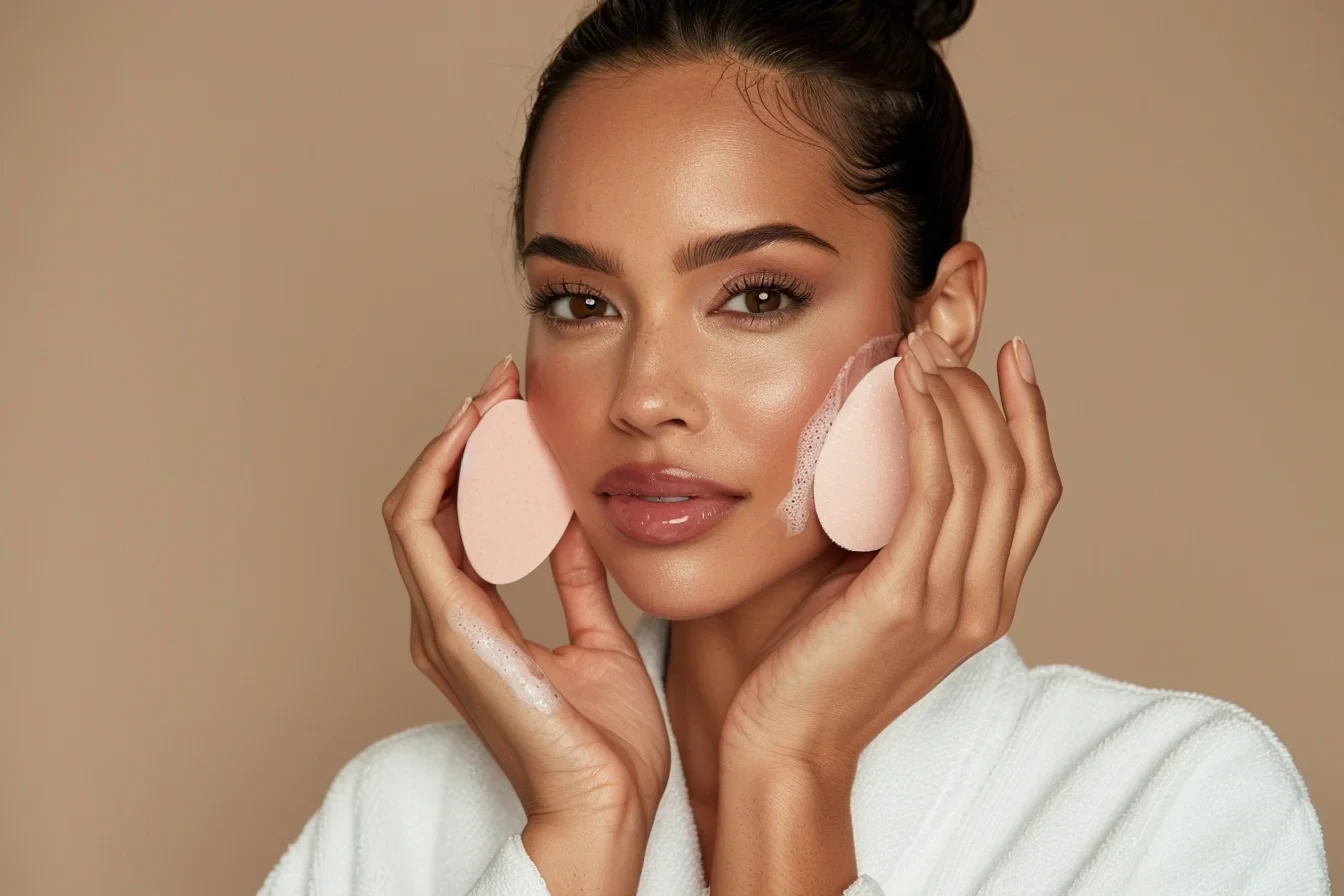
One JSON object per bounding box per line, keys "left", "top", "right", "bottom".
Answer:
{"left": 383, "top": 59, "right": 1062, "bottom": 896}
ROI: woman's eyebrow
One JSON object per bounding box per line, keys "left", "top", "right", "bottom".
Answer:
{"left": 520, "top": 223, "right": 839, "bottom": 278}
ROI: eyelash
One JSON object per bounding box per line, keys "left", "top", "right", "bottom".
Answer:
{"left": 523, "top": 270, "right": 816, "bottom": 333}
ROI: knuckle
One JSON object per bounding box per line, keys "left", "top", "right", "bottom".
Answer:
{"left": 1039, "top": 473, "right": 1064, "bottom": 505}
{"left": 953, "top": 456, "right": 987, "bottom": 494}
{"left": 921, "top": 475, "right": 955, "bottom": 512}
{"left": 998, "top": 454, "right": 1027, "bottom": 493}
{"left": 880, "top": 583, "right": 923, "bottom": 627}
{"left": 917, "top": 412, "right": 946, "bottom": 443}
{"left": 553, "top": 559, "right": 605, "bottom": 592}
{"left": 388, "top": 509, "right": 416, "bottom": 536}
{"left": 922, "top": 605, "right": 958, "bottom": 639}
{"left": 410, "top": 643, "right": 435, "bottom": 676}
{"left": 955, "top": 611, "right": 999, "bottom": 648}
{"left": 381, "top": 491, "right": 400, "bottom": 523}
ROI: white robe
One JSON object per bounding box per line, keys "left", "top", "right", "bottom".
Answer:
{"left": 258, "top": 612, "right": 1330, "bottom": 894}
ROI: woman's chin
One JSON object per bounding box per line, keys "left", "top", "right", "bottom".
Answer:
{"left": 604, "top": 559, "right": 747, "bottom": 621}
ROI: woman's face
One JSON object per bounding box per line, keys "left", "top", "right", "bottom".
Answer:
{"left": 521, "top": 61, "right": 902, "bottom": 619}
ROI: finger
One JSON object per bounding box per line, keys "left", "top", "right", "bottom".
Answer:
{"left": 549, "top": 514, "right": 638, "bottom": 657}
{"left": 382, "top": 399, "right": 485, "bottom": 698}
{"left": 933, "top": 367, "right": 1024, "bottom": 647}
{"left": 850, "top": 348, "right": 953, "bottom": 622}
{"left": 385, "top": 380, "right": 528, "bottom": 684}
{"left": 382, "top": 368, "right": 523, "bottom": 516}
{"left": 909, "top": 352, "right": 983, "bottom": 637}
{"left": 454, "top": 374, "right": 529, "bottom": 642}
{"left": 996, "top": 338, "right": 1063, "bottom": 632}
{"left": 389, "top": 399, "right": 507, "bottom": 658}
{"left": 393, "top": 366, "right": 523, "bottom": 590}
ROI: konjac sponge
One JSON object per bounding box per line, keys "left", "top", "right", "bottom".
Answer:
{"left": 813, "top": 354, "right": 912, "bottom": 551}
{"left": 457, "top": 399, "right": 573, "bottom": 585}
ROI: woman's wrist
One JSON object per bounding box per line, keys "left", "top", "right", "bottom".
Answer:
{"left": 521, "top": 806, "right": 650, "bottom": 896}
{"left": 712, "top": 748, "right": 859, "bottom": 894}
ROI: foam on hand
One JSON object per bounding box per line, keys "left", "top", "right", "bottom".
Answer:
{"left": 447, "top": 601, "right": 563, "bottom": 714}
{"left": 458, "top": 398, "right": 573, "bottom": 585}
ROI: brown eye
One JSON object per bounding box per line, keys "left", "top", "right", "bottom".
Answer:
{"left": 558, "top": 295, "right": 612, "bottom": 320}
{"left": 725, "top": 288, "right": 793, "bottom": 314}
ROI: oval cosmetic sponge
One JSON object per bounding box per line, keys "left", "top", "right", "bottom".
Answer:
{"left": 813, "top": 355, "right": 911, "bottom": 551}
{"left": 458, "top": 399, "right": 573, "bottom": 585}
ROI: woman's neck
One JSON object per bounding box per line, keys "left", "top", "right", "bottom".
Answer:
{"left": 662, "top": 543, "right": 852, "bottom": 869}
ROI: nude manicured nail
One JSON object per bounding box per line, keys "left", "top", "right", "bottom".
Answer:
{"left": 921, "top": 330, "right": 963, "bottom": 367}
{"left": 1012, "top": 336, "right": 1036, "bottom": 385}
{"left": 444, "top": 396, "right": 473, "bottom": 432}
{"left": 907, "top": 331, "right": 941, "bottom": 377}
{"left": 480, "top": 354, "right": 514, "bottom": 393}
{"left": 902, "top": 351, "right": 931, "bottom": 394}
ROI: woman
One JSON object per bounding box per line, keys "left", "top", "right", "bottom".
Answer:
{"left": 260, "top": 1, "right": 1328, "bottom": 893}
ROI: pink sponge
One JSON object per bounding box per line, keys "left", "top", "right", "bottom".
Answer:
{"left": 813, "top": 354, "right": 912, "bottom": 551}
{"left": 457, "top": 399, "right": 573, "bottom": 585}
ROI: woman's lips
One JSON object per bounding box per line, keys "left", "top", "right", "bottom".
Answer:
{"left": 601, "top": 493, "right": 743, "bottom": 545}
{"left": 595, "top": 463, "right": 745, "bottom": 545}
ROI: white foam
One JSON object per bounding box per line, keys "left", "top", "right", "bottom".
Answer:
{"left": 447, "top": 602, "right": 562, "bottom": 714}
{"left": 774, "top": 332, "right": 904, "bottom": 536}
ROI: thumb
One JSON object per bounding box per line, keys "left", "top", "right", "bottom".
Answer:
{"left": 549, "top": 514, "right": 637, "bottom": 657}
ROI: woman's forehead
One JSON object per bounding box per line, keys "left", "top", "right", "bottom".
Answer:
{"left": 521, "top": 62, "right": 869, "bottom": 255}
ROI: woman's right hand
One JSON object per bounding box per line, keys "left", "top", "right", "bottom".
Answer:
{"left": 380, "top": 356, "right": 670, "bottom": 892}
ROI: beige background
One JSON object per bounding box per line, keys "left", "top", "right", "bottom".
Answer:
{"left": 2, "top": 1, "right": 1340, "bottom": 893}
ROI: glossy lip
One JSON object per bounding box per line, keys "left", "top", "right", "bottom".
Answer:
{"left": 594, "top": 463, "right": 745, "bottom": 499}
{"left": 595, "top": 463, "right": 746, "bottom": 546}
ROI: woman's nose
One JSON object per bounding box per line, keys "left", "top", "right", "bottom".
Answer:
{"left": 607, "top": 336, "right": 707, "bottom": 438}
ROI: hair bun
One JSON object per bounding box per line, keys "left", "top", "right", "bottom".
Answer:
{"left": 901, "top": 0, "right": 975, "bottom": 42}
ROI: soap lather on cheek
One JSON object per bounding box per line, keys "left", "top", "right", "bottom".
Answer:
{"left": 773, "top": 332, "right": 904, "bottom": 536}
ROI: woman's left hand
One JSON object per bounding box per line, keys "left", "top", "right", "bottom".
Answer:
{"left": 720, "top": 326, "right": 1063, "bottom": 778}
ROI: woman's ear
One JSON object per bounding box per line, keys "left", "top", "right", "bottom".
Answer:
{"left": 916, "top": 240, "right": 986, "bottom": 362}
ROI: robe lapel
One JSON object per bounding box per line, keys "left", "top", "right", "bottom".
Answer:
{"left": 628, "top": 611, "right": 1028, "bottom": 894}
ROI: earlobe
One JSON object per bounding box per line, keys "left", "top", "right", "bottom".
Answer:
{"left": 458, "top": 399, "right": 573, "bottom": 585}
{"left": 813, "top": 354, "right": 912, "bottom": 552}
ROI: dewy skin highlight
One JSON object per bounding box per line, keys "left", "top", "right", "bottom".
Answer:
{"left": 774, "top": 331, "right": 903, "bottom": 536}
{"left": 448, "top": 602, "right": 562, "bottom": 714}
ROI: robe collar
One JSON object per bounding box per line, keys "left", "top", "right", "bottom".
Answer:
{"left": 628, "top": 611, "right": 1030, "bottom": 894}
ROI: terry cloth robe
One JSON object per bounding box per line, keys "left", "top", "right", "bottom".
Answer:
{"left": 258, "top": 611, "right": 1330, "bottom": 895}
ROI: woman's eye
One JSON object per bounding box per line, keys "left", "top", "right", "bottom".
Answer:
{"left": 550, "top": 295, "right": 617, "bottom": 320}
{"left": 722, "top": 288, "right": 797, "bottom": 315}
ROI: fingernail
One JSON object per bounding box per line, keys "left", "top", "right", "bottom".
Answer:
{"left": 444, "top": 395, "right": 473, "bottom": 432}
{"left": 480, "top": 354, "right": 514, "bottom": 393}
{"left": 908, "top": 331, "right": 941, "bottom": 378}
{"left": 921, "top": 330, "right": 963, "bottom": 367}
{"left": 1012, "top": 336, "right": 1036, "bottom": 385}
{"left": 901, "top": 352, "right": 930, "bottom": 394}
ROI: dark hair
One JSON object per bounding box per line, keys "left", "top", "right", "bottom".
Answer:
{"left": 511, "top": 0, "right": 976, "bottom": 333}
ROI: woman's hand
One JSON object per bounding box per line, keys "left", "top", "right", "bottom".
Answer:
{"left": 380, "top": 357, "right": 670, "bottom": 894}
{"left": 712, "top": 328, "right": 1061, "bottom": 892}
{"left": 719, "top": 326, "right": 1062, "bottom": 823}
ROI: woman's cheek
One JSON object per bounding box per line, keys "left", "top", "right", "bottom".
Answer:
{"left": 520, "top": 358, "right": 581, "bottom": 471}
